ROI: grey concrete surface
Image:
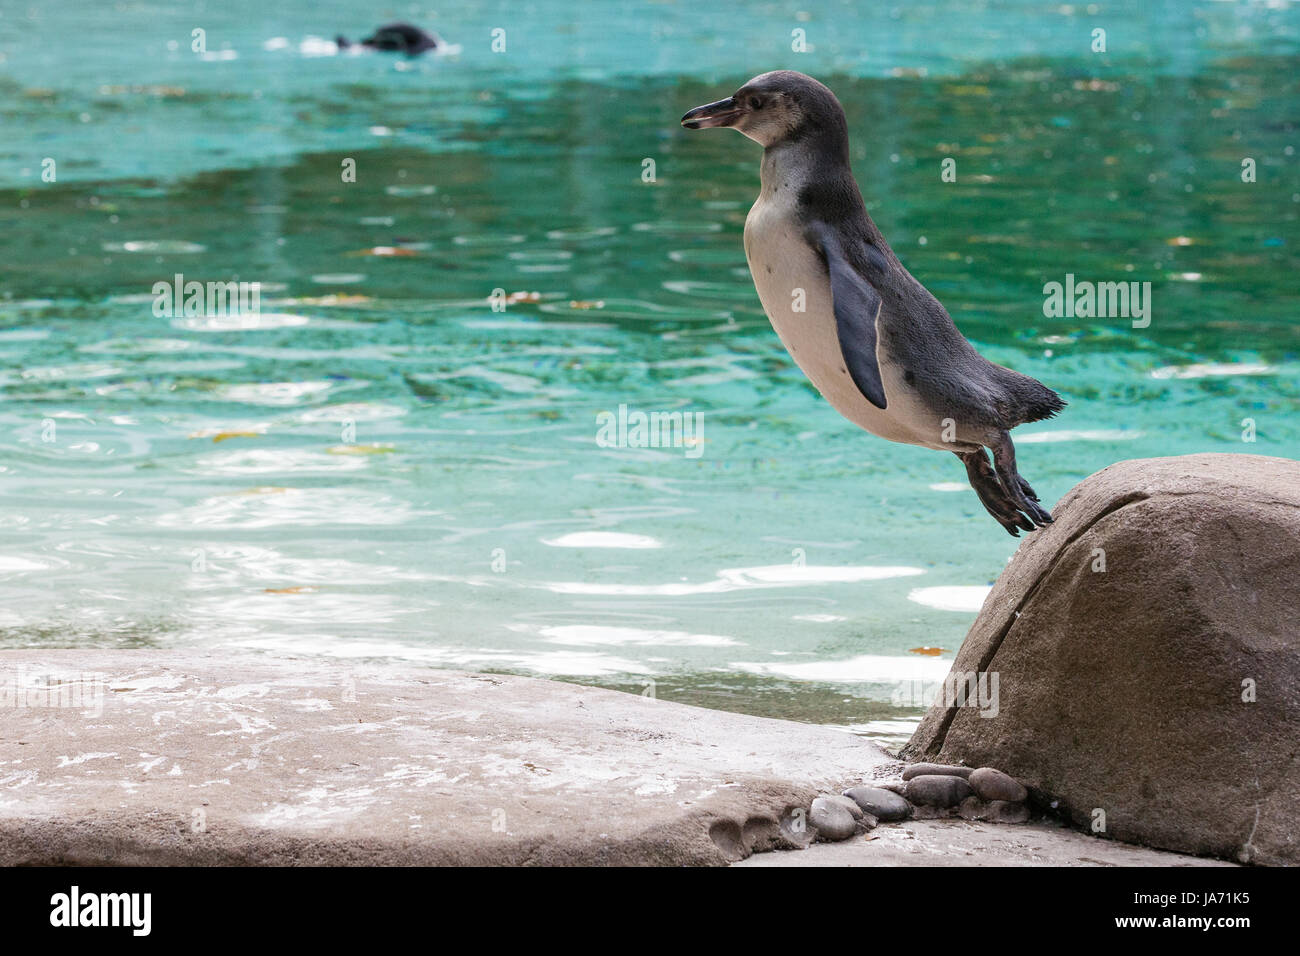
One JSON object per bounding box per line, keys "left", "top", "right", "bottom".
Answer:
{"left": 0, "top": 650, "right": 897, "bottom": 865}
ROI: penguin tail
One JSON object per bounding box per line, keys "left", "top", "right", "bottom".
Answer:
{"left": 1022, "top": 386, "right": 1067, "bottom": 424}
{"left": 988, "top": 362, "right": 1066, "bottom": 426}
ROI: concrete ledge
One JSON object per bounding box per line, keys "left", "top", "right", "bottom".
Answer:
{"left": 0, "top": 651, "right": 897, "bottom": 866}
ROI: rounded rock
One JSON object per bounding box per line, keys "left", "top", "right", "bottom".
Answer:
{"left": 822, "top": 793, "right": 864, "bottom": 820}
{"left": 902, "top": 762, "right": 973, "bottom": 781}
{"left": 901, "top": 455, "right": 1300, "bottom": 865}
{"left": 958, "top": 795, "right": 991, "bottom": 821}
{"left": 843, "top": 786, "right": 912, "bottom": 822}
{"left": 904, "top": 774, "right": 974, "bottom": 808}
{"left": 910, "top": 805, "right": 953, "bottom": 820}
{"left": 958, "top": 795, "right": 1029, "bottom": 823}
{"left": 969, "top": 767, "right": 1028, "bottom": 803}
{"left": 988, "top": 800, "right": 1030, "bottom": 824}
{"left": 809, "top": 795, "right": 859, "bottom": 841}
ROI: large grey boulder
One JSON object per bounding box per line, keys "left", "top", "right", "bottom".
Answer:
{"left": 904, "top": 453, "right": 1300, "bottom": 865}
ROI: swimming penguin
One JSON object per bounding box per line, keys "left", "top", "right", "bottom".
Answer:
{"left": 335, "top": 22, "right": 441, "bottom": 55}
{"left": 681, "top": 71, "right": 1065, "bottom": 536}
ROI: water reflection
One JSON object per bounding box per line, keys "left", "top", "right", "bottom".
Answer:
{"left": 0, "top": 1, "right": 1296, "bottom": 737}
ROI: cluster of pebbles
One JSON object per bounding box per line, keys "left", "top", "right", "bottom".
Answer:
{"left": 808, "top": 762, "right": 1031, "bottom": 842}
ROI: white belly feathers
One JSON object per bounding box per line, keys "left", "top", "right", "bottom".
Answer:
{"left": 743, "top": 188, "right": 937, "bottom": 448}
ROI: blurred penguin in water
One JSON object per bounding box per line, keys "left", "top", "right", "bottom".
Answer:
{"left": 336, "top": 22, "right": 442, "bottom": 55}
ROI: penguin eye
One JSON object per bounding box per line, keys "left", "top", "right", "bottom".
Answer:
{"left": 748, "top": 95, "right": 766, "bottom": 110}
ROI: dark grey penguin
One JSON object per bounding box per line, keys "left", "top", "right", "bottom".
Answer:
{"left": 681, "top": 70, "right": 1065, "bottom": 536}
{"left": 336, "top": 22, "right": 441, "bottom": 55}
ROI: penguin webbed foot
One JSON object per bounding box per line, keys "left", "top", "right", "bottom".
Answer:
{"left": 989, "top": 431, "right": 1054, "bottom": 529}
{"left": 958, "top": 438, "right": 1053, "bottom": 536}
{"left": 957, "top": 448, "right": 1035, "bottom": 537}
{"left": 989, "top": 431, "right": 1053, "bottom": 528}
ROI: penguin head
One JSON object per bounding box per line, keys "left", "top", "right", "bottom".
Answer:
{"left": 681, "top": 70, "right": 846, "bottom": 148}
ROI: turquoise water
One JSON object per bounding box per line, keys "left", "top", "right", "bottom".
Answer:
{"left": 1, "top": 1, "right": 1297, "bottom": 745}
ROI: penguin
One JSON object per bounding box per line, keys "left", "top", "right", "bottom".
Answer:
{"left": 681, "top": 70, "right": 1065, "bottom": 536}
{"left": 336, "top": 22, "right": 441, "bottom": 56}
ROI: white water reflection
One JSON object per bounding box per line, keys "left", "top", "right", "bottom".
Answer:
{"left": 908, "top": 585, "right": 993, "bottom": 613}
{"left": 542, "top": 532, "right": 662, "bottom": 549}
{"left": 543, "top": 565, "right": 925, "bottom": 597}
{"left": 734, "top": 655, "right": 951, "bottom": 683}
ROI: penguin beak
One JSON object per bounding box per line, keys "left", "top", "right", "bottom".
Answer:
{"left": 681, "top": 97, "right": 744, "bottom": 130}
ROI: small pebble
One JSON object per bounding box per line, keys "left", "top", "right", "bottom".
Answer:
{"left": 904, "top": 774, "right": 973, "bottom": 807}
{"left": 969, "top": 767, "right": 1028, "bottom": 803}
{"left": 843, "top": 786, "right": 911, "bottom": 822}
{"left": 958, "top": 796, "right": 991, "bottom": 821}
{"left": 822, "top": 794, "right": 864, "bottom": 820}
{"left": 902, "top": 762, "right": 973, "bottom": 781}
{"left": 959, "top": 796, "right": 1029, "bottom": 824}
{"left": 809, "top": 795, "right": 858, "bottom": 841}
{"left": 910, "top": 805, "right": 952, "bottom": 820}
{"left": 989, "top": 800, "right": 1030, "bottom": 824}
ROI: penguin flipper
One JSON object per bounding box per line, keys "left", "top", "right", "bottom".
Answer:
{"left": 809, "top": 221, "right": 888, "bottom": 410}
